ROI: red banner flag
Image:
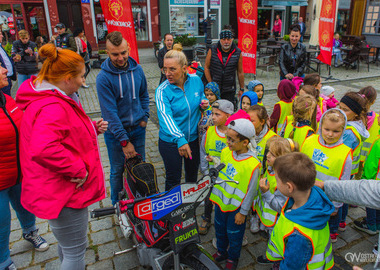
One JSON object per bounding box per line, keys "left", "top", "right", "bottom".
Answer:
{"left": 99, "top": 0, "right": 139, "bottom": 63}
{"left": 316, "top": 0, "right": 337, "bottom": 65}
{"left": 236, "top": 0, "right": 257, "bottom": 74}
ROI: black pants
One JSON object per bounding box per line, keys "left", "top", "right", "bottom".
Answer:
{"left": 159, "top": 138, "right": 200, "bottom": 191}
{"left": 84, "top": 62, "right": 91, "bottom": 79}
{"left": 221, "top": 91, "right": 237, "bottom": 110}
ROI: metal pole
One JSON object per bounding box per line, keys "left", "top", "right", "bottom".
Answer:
{"left": 206, "top": 0, "right": 212, "bottom": 50}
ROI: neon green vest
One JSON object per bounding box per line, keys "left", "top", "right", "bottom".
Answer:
{"left": 266, "top": 199, "right": 334, "bottom": 269}
{"left": 210, "top": 148, "right": 261, "bottom": 212}
{"left": 367, "top": 135, "right": 380, "bottom": 180}
{"left": 284, "top": 124, "right": 314, "bottom": 148}
{"left": 302, "top": 135, "right": 352, "bottom": 182}
{"left": 253, "top": 169, "right": 279, "bottom": 227}
{"left": 258, "top": 101, "right": 264, "bottom": 107}
{"left": 204, "top": 126, "right": 227, "bottom": 167}
{"left": 275, "top": 100, "right": 293, "bottom": 134}
{"left": 318, "top": 97, "right": 325, "bottom": 115}
{"left": 346, "top": 125, "right": 363, "bottom": 175}
{"left": 256, "top": 129, "right": 277, "bottom": 164}
{"left": 360, "top": 113, "right": 379, "bottom": 162}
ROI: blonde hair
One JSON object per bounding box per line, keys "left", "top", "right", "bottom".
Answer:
{"left": 164, "top": 49, "right": 188, "bottom": 67}
{"left": 173, "top": 43, "right": 183, "bottom": 52}
{"left": 267, "top": 136, "right": 299, "bottom": 157}
{"left": 35, "top": 43, "right": 84, "bottom": 84}
{"left": 321, "top": 109, "right": 346, "bottom": 130}
{"left": 289, "top": 94, "right": 317, "bottom": 138}
{"left": 18, "top": 30, "right": 29, "bottom": 38}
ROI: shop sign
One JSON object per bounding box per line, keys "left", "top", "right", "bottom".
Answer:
{"left": 8, "top": 17, "right": 13, "bottom": 23}
{"left": 170, "top": 0, "right": 205, "bottom": 6}
{"left": 211, "top": 0, "right": 220, "bottom": 5}
{"left": 10, "top": 29, "right": 15, "bottom": 35}
{"left": 81, "top": 0, "right": 90, "bottom": 3}
{"left": 8, "top": 22, "right": 14, "bottom": 28}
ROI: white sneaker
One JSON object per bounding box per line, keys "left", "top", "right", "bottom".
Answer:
{"left": 242, "top": 234, "right": 248, "bottom": 246}
{"left": 250, "top": 215, "right": 260, "bottom": 233}
{"left": 212, "top": 237, "right": 217, "bottom": 249}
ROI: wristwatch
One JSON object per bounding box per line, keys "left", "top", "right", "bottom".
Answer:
{"left": 120, "top": 140, "right": 129, "bottom": 147}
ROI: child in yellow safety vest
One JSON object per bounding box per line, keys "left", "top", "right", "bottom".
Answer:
{"left": 209, "top": 118, "right": 261, "bottom": 270}
{"left": 198, "top": 82, "right": 220, "bottom": 139}
{"left": 270, "top": 80, "right": 296, "bottom": 134}
{"left": 247, "top": 80, "right": 265, "bottom": 107}
{"left": 357, "top": 86, "right": 379, "bottom": 175}
{"left": 301, "top": 109, "right": 353, "bottom": 243}
{"left": 199, "top": 99, "right": 234, "bottom": 235}
{"left": 303, "top": 73, "right": 327, "bottom": 122}
{"left": 264, "top": 153, "right": 335, "bottom": 269}
{"left": 339, "top": 91, "right": 369, "bottom": 232}
{"left": 251, "top": 137, "right": 298, "bottom": 240}
{"left": 353, "top": 109, "right": 380, "bottom": 235}
{"left": 282, "top": 94, "right": 317, "bottom": 147}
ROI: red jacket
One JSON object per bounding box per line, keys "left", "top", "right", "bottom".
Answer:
{"left": 16, "top": 78, "right": 105, "bottom": 219}
{"left": 0, "top": 92, "right": 23, "bottom": 190}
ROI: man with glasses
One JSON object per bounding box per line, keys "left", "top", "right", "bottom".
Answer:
{"left": 204, "top": 26, "right": 244, "bottom": 107}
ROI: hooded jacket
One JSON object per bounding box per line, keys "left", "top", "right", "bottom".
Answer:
{"left": 343, "top": 120, "right": 370, "bottom": 151}
{"left": 247, "top": 80, "right": 264, "bottom": 103}
{"left": 270, "top": 80, "right": 296, "bottom": 130}
{"left": 96, "top": 57, "right": 149, "bottom": 142}
{"left": 278, "top": 186, "right": 335, "bottom": 269}
{"left": 240, "top": 91, "right": 258, "bottom": 109}
{"left": 155, "top": 74, "right": 206, "bottom": 148}
{"left": 16, "top": 78, "right": 105, "bottom": 219}
{"left": 0, "top": 92, "right": 23, "bottom": 191}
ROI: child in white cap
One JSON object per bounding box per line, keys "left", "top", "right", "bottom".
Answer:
{"left": 209, "top": 118, "right": 261, "bottom": 270}
{"left": 321, "top": 86, "right": 339, "bottom": 110}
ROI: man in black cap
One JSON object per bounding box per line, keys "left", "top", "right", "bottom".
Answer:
{"left": 50, "top": 23, "right": 77, "bottom": 52}
{"left": 204, "top": 26, "right": 244, "bottom": 106}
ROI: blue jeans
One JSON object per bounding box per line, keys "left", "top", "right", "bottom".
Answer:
{"left": 366, "top": 208, "right": 380, "bottom": 226}
{"left": 341, "top": 203, "right": 349, "bottom": 223}
{"left": 0, "top": 183, "right": 36, "bottom": 269}
{"left": 158, "top": 138, "right": 200, "bottom": 191}
{"left": 333, "top": 49, "right": 343, "bottom": 65}
{"left": 329, "top": 207, "right": 342, "bottom": 234}
{"left": 104, "top": 125, "right": 146, "bottom": 205}
{"left": 214, "top": 205, "right": 246, "bottom": 261}
{"left": 18, "top": 73, "right": 37, "bottom": 88}
{"left": 48, "top": 207, "right": 88, "bottom": 270}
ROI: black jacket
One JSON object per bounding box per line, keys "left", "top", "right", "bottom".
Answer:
{"left": 209, "top": 42, "right": 241, "bottom": 93}
{"left": 279, "top": 42, "right": 307, "bottom": 77}
{"left": 54, "top": 30, "right": 77, "bottom": 52}
{"left": 157, "top": 46, "right": 170, "bottom": 85}
{"left": 11, "top": 40, "right": 38, "bottom": 75}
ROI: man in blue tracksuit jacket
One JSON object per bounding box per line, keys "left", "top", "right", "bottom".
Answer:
{"left": 96, "top": 31, "right": 149, "bottom": 205}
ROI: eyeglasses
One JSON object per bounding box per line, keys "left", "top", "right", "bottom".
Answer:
{"left": 226, "top": 136, "right": 241, "bottom": 144}
{"left": 162, "top": 67, "right": 177, "bottom": 75}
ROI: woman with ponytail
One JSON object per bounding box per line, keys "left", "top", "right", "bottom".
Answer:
{"left": 15, "top": 44, "right": 108, "bottom": 270}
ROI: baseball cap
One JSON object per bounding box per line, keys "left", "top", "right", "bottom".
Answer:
{"left": 55, "top": 23, "right": 66, "bottom": 29}
{"left": 227, "top": 118, "right": 256, "bottom": 139}
{"left": 212, "top": 99, "right": 234, "bottom": 115}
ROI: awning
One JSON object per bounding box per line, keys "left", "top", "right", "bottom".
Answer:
{"left": 262, "top": 0, "right": 308, "bottom": 6}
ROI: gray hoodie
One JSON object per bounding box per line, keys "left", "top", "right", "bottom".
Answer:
{"left": 261, "top": 166, "right": 287, "bottom": 213}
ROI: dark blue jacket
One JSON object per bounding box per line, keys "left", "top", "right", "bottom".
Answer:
{"left": 0, "top": 45, "right": 16, "bottom": 95}
{"left": 96, "top": 57, "right": 149, "bottom": 142}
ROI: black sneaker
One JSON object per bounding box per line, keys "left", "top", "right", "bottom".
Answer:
{"left": 257, "top": 255, "right": 274, "bottom": 265}
{"left": 212, "top": 251, "right": 228, "bottom": 263}
{"left": 23, "top": 229, "right": 49, "bottom": 251}
{"left": 353, "top": 219, "right": 377, "bottom": 235}
{"left": 5, "top": 262, "right": 17, "bottom": 270}
{"left": 224, "top": 259, "right": 238, "bottom": 270}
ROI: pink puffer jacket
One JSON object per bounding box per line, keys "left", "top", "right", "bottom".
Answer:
{"left": 16, "top": 77, "right": 105, "bottom": 219}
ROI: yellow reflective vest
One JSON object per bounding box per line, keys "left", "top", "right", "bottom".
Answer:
{"left": 346, "top": 125, "right": 363, "bottom": 175}
{"left": 284, "top": 124, "right": 314, "bottom": 148}
{"left": 210, "top": 148, "right": 261, "bottom": 212}
{"left": 361, "top": 113, "right": 379, "bottom": 162}
{"left": 204, "top": 126, "right": 227, "bottom": 167}
{"left": 256, "top": 129, "right": 277, "bottom": 165}
{"left": 253, "top": 169, "right": 279, "bottom": 227}
{"left": 266, "top": 199, "right": 334, "bottom": 270}
{"left": 274, "top": 100, "right": 293, "bottom": 134}
{"left": 301, "top": 135, "right": 352, "bottom": 182}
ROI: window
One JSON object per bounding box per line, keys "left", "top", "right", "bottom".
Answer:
{"left": 363, "top": 1, "right": 380, "bottom": 34}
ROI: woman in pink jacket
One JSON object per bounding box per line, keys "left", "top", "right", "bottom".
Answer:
{"left": 272, "top": 14, "right": 282, "bottom": 38}
{"left": 16, "top": 43, "right": 108, "bottom": 270}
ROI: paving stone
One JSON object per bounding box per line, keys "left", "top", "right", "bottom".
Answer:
{"left": 37, "top": 222, "right": 50, "bottom": 235}
{"left": 113, "top": 251, "right": 140, "bottom": 270}
{"left": 339, "top": 225, "right": 363, "bottom": 243}
{"left": 10, "top": 239, "right": 34, "bottom": 255}
{"left": 42, "top": 232, "right": 58, "bottom": 245}
{"left": 338, "top": 239, "right": 375, "bottom": 265}
{"left": 91, "top": 229, "right": 116, "bottom": 245}
{"left": 12, "top": 250, "right": 33, "bottom": 268}
{"left": 347, "top": 207, "right": 366, "bottom": 221}
{"left": 238, "top": 248, "right": 254, "bottom": 268}
{"left": 85, "top": 249, "right": 96, "bottom": 265}
{"left": 247, "top": 241, "right": 268, "bottom": 260}
{"left": 87, "top": 259, "right": 113, "bottom": 270}
{"left": 90, "top": 217, "right": 113, "bottom": 232}
{"left": 98, "top": 242, "right": 120, "bottom": 260}
{"left": 44, "top": 258, "right": 60, "bottom": 270}
{"left": 332, "top": 237, "right": 348, "bottom": 250}
{"left": 34, "top": 243, "right": 59, "bottom": 263}
{"left": 24, "top": 266, "right": 42, "bottom": 270}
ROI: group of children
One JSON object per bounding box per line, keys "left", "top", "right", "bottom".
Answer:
{"left": 196, "top": 74, "right": 379, "bottom": 270}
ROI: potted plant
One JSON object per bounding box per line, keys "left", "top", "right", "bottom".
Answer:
{"left": 174, "top": 34, "right": 197, "bottom": 62}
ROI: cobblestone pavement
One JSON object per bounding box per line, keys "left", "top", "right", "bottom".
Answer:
{"left": 8, "top": 48, "right": 380, "bottom": 270}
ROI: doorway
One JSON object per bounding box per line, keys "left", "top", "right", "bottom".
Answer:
{"left": 24, "top": 4, "right": 49, "bottom": 41}
{"left": 57, "top": 0, "right": 83, "bottom": 32}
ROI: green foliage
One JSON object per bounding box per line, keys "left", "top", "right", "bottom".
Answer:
{"left": 98, "top": 50, "right": 107, "bottom": 54}
{"left": 3, "top": 43, "right": 12, "bottom": 57}
{"left": 174, "top": 34, "right": 197, "bottom": 47}
{"left": 283, "top": 35, "right": 290, "bottom": 41}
